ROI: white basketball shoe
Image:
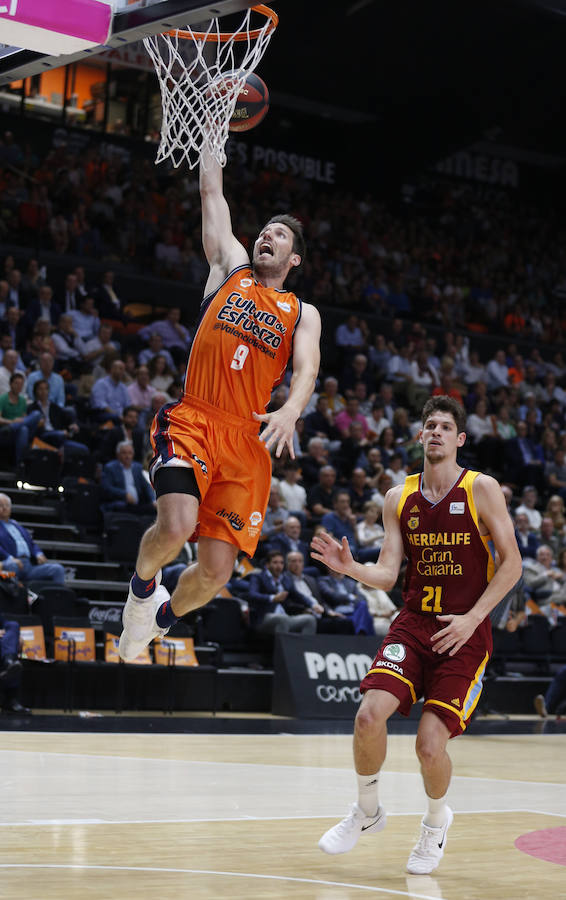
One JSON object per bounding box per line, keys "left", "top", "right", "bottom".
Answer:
{"left": 406, "top": 807, "right": 454, "bottom": 875}
{"left": 318, "top": 803, "right": 387, "bottom": 855}
{"left": 119, "top": 571, "right": 170, "bottom": 661}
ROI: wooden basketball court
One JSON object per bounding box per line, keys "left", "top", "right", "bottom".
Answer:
{"left": 0, "top": 722, "right": 564, "bottom": 899}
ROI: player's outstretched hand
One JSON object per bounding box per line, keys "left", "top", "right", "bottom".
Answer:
{"left": 253, "top": 407, "right": 298, "bottom": 458}
{"left": 310, "top": 532, "right": 353, "bottom": 575}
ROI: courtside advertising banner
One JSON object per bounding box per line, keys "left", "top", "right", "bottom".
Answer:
{"left": 272, "top": 633, "right": 379, "bottom": 719}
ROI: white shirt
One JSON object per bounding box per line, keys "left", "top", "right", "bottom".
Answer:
{"left": 515, "top": 503, "right": 542, "bottom": 532}
{"left": 279, "top": 480, "right": 307, "bottom": 511}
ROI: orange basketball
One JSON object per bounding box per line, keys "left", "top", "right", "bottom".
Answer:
{"left": 229, "top": 73, "right": 269, "bottom": 132}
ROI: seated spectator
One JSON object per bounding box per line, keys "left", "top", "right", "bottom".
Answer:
{"left": 504, "top": 421, "right": 545, "bottom": 492}
{"left": 285, "top": 550, "right": 354, "bottom": 634}
{"left": 98, "top": 405, "right": 145, "bottom": 463}
{"left": 348, "top": 466, "right": 373, "bottom": 513}
{"left": 300, "top": 437, "right": 329, "bottom": 489}
{"left": 539, "top": 515, "right": 565, "bottom": 560}
{"left": 545, "top": 447, "right": 566, "bottom": 500}
{"left": 278, "top": 460, "right": 307, "bottom": 519}
{"left": 371, "top": 471, "right": 394, "bottom": 511}
{"left": 335, "top": 397, "right": 369, "bottom": 439}
{"left": 366, "top": 402, "right": 391, "bottom": 441}
{"left": 545, "top": 494, "right": 566, "bottom": 536}
{"left": 486, "top": 348, "right": 510, "bottom": 392}
{"left": 307, "top": 465, "right": 337, "bottom": 520}
{"left": 24, "top": 284, "right": 61, "bottom": 331}
{"left": 368, "top": 333, "right": 392, "bottom": 375}
{"left": 51, "top": 314, "right": 86, "bottom": 375}
{"left": 334, "top": 420, "right": 370, "bottom": 478}
{"left": 408, "top": 349, "right": 439, "bottom": 412}
{"left": 334, "top": 314, "right": 367, "bottom": 354}
{"left": 100, "top": 440, "right": 156, "bottom": 515}
{"left": 260, "top": 483, "right": 290, "bottom": 544}
{"left": 319, "top": 375, "right": 345, "bottom": 415}
{"left": 515, "top": 485, "right": 543, "bottom": 532}
{"left": 26, "top": 351, "right": 65, "bottom": 407}
{"left": 364, "top": 446, "right": 385, "bottom": 489}
{"left": 0, "top": 492, "right": 65, "bottom": 584}
{"left": 514, "top": 511, "right": 539, "bottom": 559}
{"left": 0, "top": 372, "right": 41, "bottom": 463}
{"left": 95, "top": 270, "right": 127, "bottom": 322}
{"left": 317, "top": 568, "right": 374, "bottom": 634}
{"left": 356, "top": 500, "right": 385, "bottom": 553}
{"left": 466, "top": 398, "right": 503, "bottom": 472}
{"left": 81, "top": 322, "right": 120, "bottom": 369}
{"left": 303, "top": 396, "right": 341, "bottom": 444}
{"left": 70, "top": 294, "right": 100, "bottom": 342}
{"left": 321, "top": 490, "right": 379, "bottom": 562}
{"left": 59, "top": 272, "right": 80, "bottom": 315}
{"left": 28, "top": 380, "right": 88, "bottom": 458}
{"left": 340, "top": 353, "right": 375, "bottom": 397}
{"left": 522, "top": 544, "right": 565, "bottom": 611}
{"left": 0, "top": 615, "right": 31, "bottom": 715}
{"left": 127, "top": 365, "right": 156, "bottom": 425}
{"left": 0, "top": 348, "right": 26, "bottom": 395}
{"left": 269, "top": 516, "right": 310, "bottom": 566}
{"left": 386, "top": 451, "right": 408, "bottom": 487}
{"left": 139, "top": 307, "right": 191, "bottom": 365}
{"left": 247, "top": 550, "right": 317, "bottom": 636}
{"left": 90, "top": 359, "right": 131, "bottom": 423}
{"left": 356, "top": 564, "right": 399, "bottom": 638}
{"left": 138, "top": 333, "right": 175, "bottom": 371}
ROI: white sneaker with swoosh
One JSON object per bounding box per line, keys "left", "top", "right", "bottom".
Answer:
{"left": 318, "top": 803, "right": 387, "bottom": 854}
{"left": 406, "top": 807, "right": 454, "bottom": 874}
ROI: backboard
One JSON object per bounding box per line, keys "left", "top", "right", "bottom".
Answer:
{"left": 0, "top": 0, "right": 256, "bottom": 87}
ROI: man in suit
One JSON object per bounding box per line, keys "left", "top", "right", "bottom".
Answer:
{"left": 28, "top": 379, "right": 89, "bottom": 457}
{"left": 504, "top": 420, "right": 545, "bottom": 492}
{"left": 100, "top": 440, "right": 156, "bottom": 515}
{"left": 98, "top": 405, "right": 145, "bottom": 463}
{"left": 269, "top": 516, "right": 311, "bottom": 566}
{"left": 24, "top": 284, "right": 61, "bottom": 332}
{"left": 0, "top": 493, "right": 65, "bottom": 584}
{"left": 285, "top": 551, "right": 354, "bottom": 634}
{"left": 247, "top": 550, "right": 317, "bottom": 636}
{"left": 514, "top": 511, "right": 539, "bottom": 560}
{"left": 317, "top": 568, "right": 374, "bottom": 634}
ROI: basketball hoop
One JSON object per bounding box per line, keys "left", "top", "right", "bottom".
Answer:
{"left": 143, "top": 4, "right": 278, "bottom": 170}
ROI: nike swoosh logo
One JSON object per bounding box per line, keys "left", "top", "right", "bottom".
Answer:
{"left": 438, "top": 828, "right": 448, "bottom": 849}
{"left": 361, "top": 816, "right": 382, "bottom": 831}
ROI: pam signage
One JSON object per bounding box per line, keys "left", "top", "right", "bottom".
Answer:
{"left": 272, "top": 633, "right": 379, "bottom": 719}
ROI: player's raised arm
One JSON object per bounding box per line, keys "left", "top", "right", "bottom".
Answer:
{"left": 311, "top": 485, "right": 405, "bottom": 590}
{"left": 199, "top": 146, "right": 248, "bottom": 294}
{"left": 254, "top": 302, "right": 321, "bottom": 458}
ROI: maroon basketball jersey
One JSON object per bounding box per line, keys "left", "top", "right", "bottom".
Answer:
{"left": 397, "top": 469, "right": 495, "bottom": 616}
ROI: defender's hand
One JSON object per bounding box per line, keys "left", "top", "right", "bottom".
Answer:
{"left": 310, "top": 532, "right": 353, "bottom": 575}
{"left": 431, "top": 613, "right": 479, "bottom": 656}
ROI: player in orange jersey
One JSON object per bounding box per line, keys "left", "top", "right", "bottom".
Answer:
{"left": 312, "top": 395, "right": 522, "bottom": 874}
{"left": 119, "top": 147, "right": 321, "bottom": 662}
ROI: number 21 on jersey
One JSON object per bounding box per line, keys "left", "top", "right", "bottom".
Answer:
{"left": 230, "top": 344, "right": 249, "bottom": 371}
{"left": 422, "top": 585, "right": 443, "bottom": 613}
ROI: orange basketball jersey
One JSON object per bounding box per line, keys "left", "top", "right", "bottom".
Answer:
{"left": 184, "top": 265, "right": 302, "bottom": 419}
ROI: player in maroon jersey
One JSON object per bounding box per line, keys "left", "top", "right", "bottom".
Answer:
{"left": 312, "top": 395, "right": 522, "bottom": 874}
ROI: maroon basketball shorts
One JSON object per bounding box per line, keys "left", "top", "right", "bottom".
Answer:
{"left": 360, "top": 608, "right": 492, "bottom": 737}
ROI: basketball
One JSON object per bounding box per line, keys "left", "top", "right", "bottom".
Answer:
{"left": 229, "top": 72, "right": 269, "bottom": 132}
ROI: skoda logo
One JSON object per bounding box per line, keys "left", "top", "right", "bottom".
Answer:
{"left": 383, "top": 643, "right": 406, "bottom": 662}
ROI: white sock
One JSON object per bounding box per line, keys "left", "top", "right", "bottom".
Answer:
{"left": 356, "top": 772, "right": 380, "bottom": 817}
{"left": 423, "top": 793, "right": 448, "bottom": 828}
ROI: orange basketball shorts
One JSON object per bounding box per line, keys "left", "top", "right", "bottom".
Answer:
{"left": 360, "top": 608, "right": 492, "bottom": 737}
{"left": 149, "top": 394, "right": 271, "bottom": 556}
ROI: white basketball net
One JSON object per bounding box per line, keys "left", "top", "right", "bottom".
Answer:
{"left": 143, "top": 7, "right": 277, "bottom": 170}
